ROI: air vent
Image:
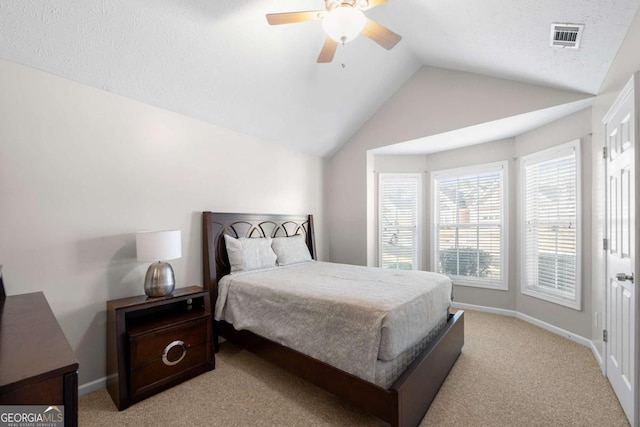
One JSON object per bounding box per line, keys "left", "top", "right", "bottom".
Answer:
{"left": 550, "top": 23, "right": 584, "bottom": 48}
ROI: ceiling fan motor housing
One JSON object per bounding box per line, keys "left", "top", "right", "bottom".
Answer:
{"left": 325, "top": 0, "right": 366, "bottom": 11}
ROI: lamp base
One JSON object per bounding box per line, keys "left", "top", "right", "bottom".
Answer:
{"left": 144, "top": 262, "right": 176, "bottom": 297}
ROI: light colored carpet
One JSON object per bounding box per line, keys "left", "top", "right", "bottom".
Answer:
{"left": 79, "top": 311, "right": 628, "bottom": 426}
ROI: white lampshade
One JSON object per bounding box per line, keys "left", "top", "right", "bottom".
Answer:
{"left": 322, "top": 6, "right": 366, "bottom": 43}
{"left": 136, "top": 230, "right": 182, "bottom": 262}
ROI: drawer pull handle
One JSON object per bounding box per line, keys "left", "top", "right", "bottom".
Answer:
{"left": 162, "top": 340, "right": 187, "bottom": 366}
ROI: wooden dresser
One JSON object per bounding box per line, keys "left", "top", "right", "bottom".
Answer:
{"left": 0, "top": 283, "right": 79, "bottom": 426}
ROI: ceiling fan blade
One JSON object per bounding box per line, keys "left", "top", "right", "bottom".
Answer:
{"left": 361, "top": 0, "right": 389, "bottom": 10}
{"left": 362, "top": 19, "right": 402, "bottom": 50}
{"left": 266, "top": 10, "right": 324, "bottom": 25}
{"left": 317, "top": 37, "right": 338, "bottom": 63}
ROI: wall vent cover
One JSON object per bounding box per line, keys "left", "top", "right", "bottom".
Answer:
{"left": 550, "top": 23, "right": 584, "bottom": 48}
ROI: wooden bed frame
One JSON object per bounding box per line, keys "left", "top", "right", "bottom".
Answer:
{"left": 202, "top": 212, "right": 464, "bottom": 427}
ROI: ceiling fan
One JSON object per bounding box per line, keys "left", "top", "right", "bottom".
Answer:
{"left": 266, "top": 0, "right": 402, "bottom": 63}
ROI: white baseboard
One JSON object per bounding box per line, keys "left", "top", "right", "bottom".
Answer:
{"left": 451, "top": 302, "right": 516, "bottom": 317}
{"left": 78, "top": 376, "right": 106, "bottom": 396}
{"left": 451, "top": 302, "right": 591, "bottom": 348}
{"left": 515, "top": 312, "right": 591, "bottom": 348}
{"left": 590, "top": 341, "right": 605, "bottom": 373}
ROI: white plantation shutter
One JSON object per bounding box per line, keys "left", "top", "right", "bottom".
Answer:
{"left": 432, "top": 162, "right": 507, "bottom": 289}
{"left": 379, "top": 174, "right": 420, "bottom": 270}
{"left": 522, "top": 141, "right": 580, "bottom": 309}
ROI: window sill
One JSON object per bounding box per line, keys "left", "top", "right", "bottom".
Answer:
{"left": 521, "top": 288, "right": 581, "bottom": 311}
{"left": 452, "top": 279, "right": 508, "bottom": 291}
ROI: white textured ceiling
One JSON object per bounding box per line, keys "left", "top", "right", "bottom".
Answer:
{"left": 0, "top": 0, "right": 638, "bottom": 157}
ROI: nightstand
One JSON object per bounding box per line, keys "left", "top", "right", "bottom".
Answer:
{"left": 106, "top": 286, "right": 214, "bottom": 410}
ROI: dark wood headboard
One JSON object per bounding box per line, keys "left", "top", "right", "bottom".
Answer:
{"left": 202, "top": 212, "right": 316, "bottom": 311}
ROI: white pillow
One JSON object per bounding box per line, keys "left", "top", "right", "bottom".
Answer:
{"left": 224, "top": 235, "right": 277, "bottom": 273}
{"left": 271, "top": 235, "right": 312, "bottom": 266}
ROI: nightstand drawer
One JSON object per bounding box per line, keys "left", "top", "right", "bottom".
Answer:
{"left": 130, "top": 342, "right": 209, "bottom": 395}
{"left": 129, "top": 317, "right": 209, "bottom": 369}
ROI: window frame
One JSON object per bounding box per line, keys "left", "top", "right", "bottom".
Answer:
{"left": 519, "top": 139, "right": 581, "bottom": 310}
{"left": 431, "top": 161, "right": 509, "bottom": 290}
{"left": 378, "top": 173, "right": 422, "bottom": 270}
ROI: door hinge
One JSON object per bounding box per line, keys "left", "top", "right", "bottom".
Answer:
{"left": 602, "top": 146, "right": 608, "bottom": 159}
{"left": 603, "top": 330, "right": 608, "bottom": 343}
{"left": 603, "top": 238, "right": 608, "bottom": 250}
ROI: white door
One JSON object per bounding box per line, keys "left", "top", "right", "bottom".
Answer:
{"left": 605, "top": 73, "right": 638, "bottom": 426}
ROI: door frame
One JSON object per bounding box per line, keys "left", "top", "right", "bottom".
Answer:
{"left": 603, "top": 71, "right": 639, "bottom": 426}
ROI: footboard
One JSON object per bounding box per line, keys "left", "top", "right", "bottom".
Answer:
{"left": 391, "top": 310, "right": 464, "bottom": 427}
{"left": 218, "top": 310, "right": 464, "bottom": 427}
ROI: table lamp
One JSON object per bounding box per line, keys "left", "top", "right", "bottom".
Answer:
{"left": 135, "top": 230, "right": 182, "bottom": 297}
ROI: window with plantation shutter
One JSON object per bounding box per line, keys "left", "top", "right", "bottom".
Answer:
{"left": 432, "top": 162, "right": 508, "bottom": 290}
{"left": 521, "top": 140, "right": 581, "bottom": 310}
{"left": 378, "top": 174, "right": 421, "bottom": 270}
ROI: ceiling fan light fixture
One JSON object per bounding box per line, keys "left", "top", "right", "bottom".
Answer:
{"left": 322, "top": 6, "right": 366, "bottom": 43}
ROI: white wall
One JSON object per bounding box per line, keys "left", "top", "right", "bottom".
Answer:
{"left": 326, "top": 65, "right": 592, "bottom": 268}
{"left": 0, "top": 59, "right": 325, "bottom": 386}
{"left": 590, "top": 7, "right": 640, "bottom": 358}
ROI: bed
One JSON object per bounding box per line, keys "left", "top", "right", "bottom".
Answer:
{"left": 202, "top": 212, "right": 464, "bottom": 427}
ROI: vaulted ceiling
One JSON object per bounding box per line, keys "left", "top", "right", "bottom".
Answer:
{"left": 1, "top": 0, "right": 638, "bottom": 157}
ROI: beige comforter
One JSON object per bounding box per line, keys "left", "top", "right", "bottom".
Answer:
{"left": 215, "top": 261, "right": 452, "bottom": 383}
